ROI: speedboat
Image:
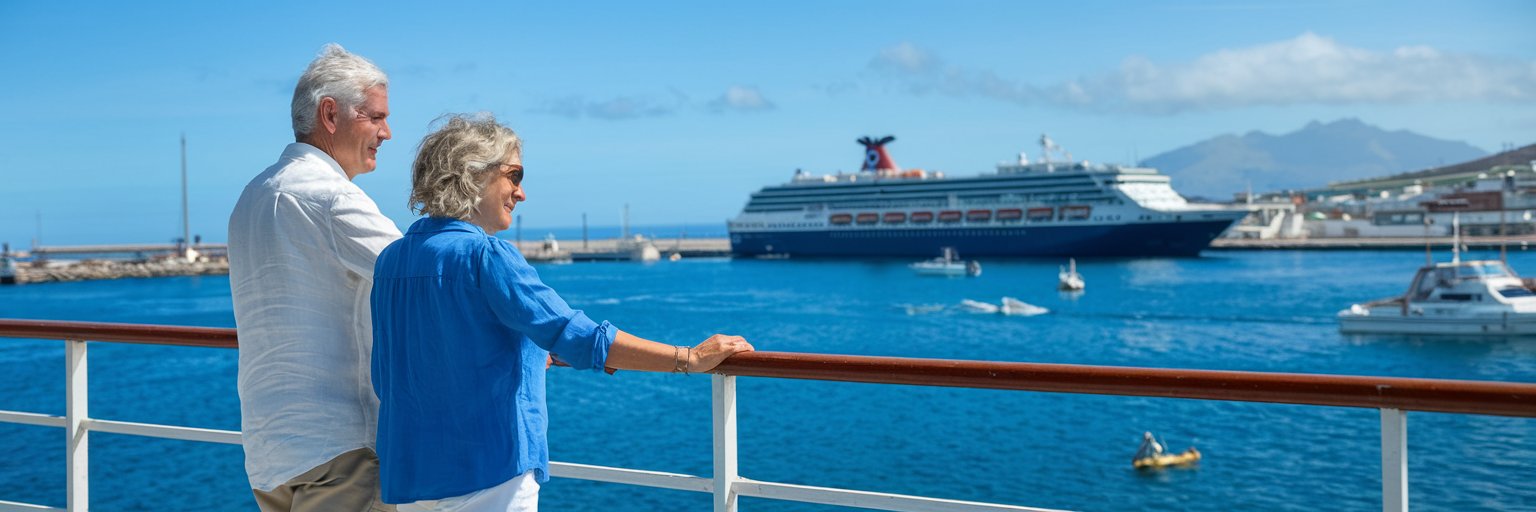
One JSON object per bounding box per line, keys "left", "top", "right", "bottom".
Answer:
{"left": 1000, "top": 297, "right": 1049, "bottom": 316}
{"left": 960, "top": 297, "right": 1049, "bottom": 316}
{"left": 1058, "top": 258, "right": 1084, "bottom": 291}
{"left": 910, "top": 247, "right": 980, "bottom": 277}
{"left": 1337, "top": 259, "right": 1536, "bottom": 335}
{"left": 960, "top": 299, "right": 1000, "bottom": 313}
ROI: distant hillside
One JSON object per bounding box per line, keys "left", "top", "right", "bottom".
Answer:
{"left": 1142, "top": 118, "right": 1488, "bottom": 199}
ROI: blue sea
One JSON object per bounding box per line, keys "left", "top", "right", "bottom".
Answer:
{"left": 2, "top": 250, "right": 1534, "bottom": 511}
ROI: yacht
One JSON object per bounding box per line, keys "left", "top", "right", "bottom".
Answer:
{"left": 1338, "top": 259, "right": 1536, "bottom": 335}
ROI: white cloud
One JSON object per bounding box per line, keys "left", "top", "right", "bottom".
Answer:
{"left": 871, "top": 33, "right": 1536, "bottom": 114}
{"left": 708, "top": 86, "right": 775, "bottom": 112}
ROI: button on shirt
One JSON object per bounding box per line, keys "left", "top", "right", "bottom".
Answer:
{"left": 371, "top": 217, "right": 616, "bottom": 504}
{"left": 228, "top": 143, "right": 403, "bottom": 491}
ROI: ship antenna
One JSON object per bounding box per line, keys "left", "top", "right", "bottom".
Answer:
{"left": 1423, "top": 210, "right": 1431, "bottom": 266}
{"left": 1451, "top": 211, "right": 1460, "bottom": 264}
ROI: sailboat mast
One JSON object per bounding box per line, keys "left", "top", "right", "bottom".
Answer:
{"left": 180, "top": 133, "right": 190, "bottom": 251}
{"left": 1451, "top": 212, "right": 1461, "bottom": 264}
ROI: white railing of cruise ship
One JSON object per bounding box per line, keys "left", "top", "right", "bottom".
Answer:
{"left": 1, "top": 320, "right": 1534, "bottom": 512}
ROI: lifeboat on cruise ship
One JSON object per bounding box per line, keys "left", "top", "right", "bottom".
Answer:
{"left": 966, "top": 209, "right": 992, "bottom": 222}
{"left": 996, "top": 209, "right": 1023, "bottom": 221}
{"left": 1027, "top": 207, "right": 1053, "bottom": 222}
{"left": 1062, "top": 205, "right": 1092, "bottom": 221}
{"left": 883, "top": 212, "right": 907, "bottom": 224}
{"left": 855, "top": 213, "right": 879, "bottom": 225}
{"left": 829, "top": 213, "right": 853, "bottom": 225}
{"left": 910, "top": 211, "right": 934, "bottom": 224}
{"left": 938, "top": 211, "right": 963, "bottom": 223}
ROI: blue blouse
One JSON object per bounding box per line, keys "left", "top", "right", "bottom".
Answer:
{"left": 370, "top": 217, "right": 615, "bottom": 504}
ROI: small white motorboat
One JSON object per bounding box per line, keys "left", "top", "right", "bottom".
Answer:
{"left": 910, "top": 247, "right": 981, "bottom": 277}
{"left": 960, "top": 299, "right": 1000, "bottom": 313}
{"left": 960, "top": 297, "right": 1049, "bottom": 316}
{"left": 1058, "top": 258, "right": 1085, "bottom": 291}
{"left": 1001, "top": 297, "right": 1049, "bottom": 316}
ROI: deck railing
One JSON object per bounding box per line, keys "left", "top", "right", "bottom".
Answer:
{"left": 0, "top": 319, "right": 1534, "bottom": 512}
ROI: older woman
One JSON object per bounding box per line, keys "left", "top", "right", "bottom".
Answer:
{"left": 371, "top": 114, "right": 753, "bottom": 511}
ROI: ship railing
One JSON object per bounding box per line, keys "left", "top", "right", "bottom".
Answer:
{"left": 0, "top": 319, "right": 1533, "bottom": 512}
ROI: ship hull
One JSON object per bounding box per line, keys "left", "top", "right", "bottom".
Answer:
{"left": 729, "top": 219, "right": 1235, "bottom": 258}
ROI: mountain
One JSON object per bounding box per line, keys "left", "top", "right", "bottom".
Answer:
{"left": 1141, "top": 118, "right": 1489, "bottom": 199}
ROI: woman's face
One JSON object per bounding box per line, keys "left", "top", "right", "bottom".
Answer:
{"left": 470, "top": 153, "right": 525, "bottom": 234}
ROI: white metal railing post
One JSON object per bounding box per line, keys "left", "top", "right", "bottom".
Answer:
{"left": 712, "top": 374, "right": 739, "bottom": 512}
{"left": 65, "top": 339, "right": 89, "bottom": 511}
{"left": 1380, "top": 408, "right": 1407, "bottom": 512}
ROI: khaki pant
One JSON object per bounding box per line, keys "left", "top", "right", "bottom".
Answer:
{"left": 253, "top": 448, "right": 394, "bottom": 512}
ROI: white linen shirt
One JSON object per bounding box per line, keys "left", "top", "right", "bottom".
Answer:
{"left": 228, "top": 142, "right": 403, "bottom": 491}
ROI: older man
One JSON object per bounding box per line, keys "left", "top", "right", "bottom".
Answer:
{"left": 229, "top": 44, "right": 400, "bottom": 512}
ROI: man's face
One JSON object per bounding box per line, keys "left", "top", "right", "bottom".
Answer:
{"left": 332, "top": 86, "right": 391, "bottom": 176}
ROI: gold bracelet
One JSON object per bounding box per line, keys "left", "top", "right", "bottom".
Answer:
{"left": 684, "top": 346, "right": 693, "bottom": 375}
{"left": 672, "top": 345, "right": 686, "bottom": 373}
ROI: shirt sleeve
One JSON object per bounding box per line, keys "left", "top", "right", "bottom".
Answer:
{"left": 329, "top": 190, "right": 403, "bottom": 281}
{"left": 477, "top": 238, "right": 615, "bottom": 370}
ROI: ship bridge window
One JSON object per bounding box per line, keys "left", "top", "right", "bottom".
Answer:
{"left": 1495, "top": 287, "right": 1535, "bottom": 299}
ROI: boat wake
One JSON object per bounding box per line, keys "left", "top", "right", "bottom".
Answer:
{"left": 902, "top": 298, "right": 1050, "bottom": 316}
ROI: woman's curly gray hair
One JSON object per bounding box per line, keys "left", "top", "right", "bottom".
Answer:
{"left": 410, "top": 114, "right": 522, "bottom": 220}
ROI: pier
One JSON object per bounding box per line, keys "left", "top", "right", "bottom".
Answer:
{"left": 513, "top": 237, "right": 732, "bottom": 262}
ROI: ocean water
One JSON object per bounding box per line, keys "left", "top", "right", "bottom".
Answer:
{"left": 1, "top": 250, "right": 1534, "bottom": 511}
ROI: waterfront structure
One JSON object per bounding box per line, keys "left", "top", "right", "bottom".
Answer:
{"left": 728, "top": 135, "right": 1247, "bottom": 258}
{"left": 1240, "top": 146, "right": 1536, "bottom": 240}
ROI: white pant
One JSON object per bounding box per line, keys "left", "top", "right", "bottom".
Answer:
{"left": 397, "top": 472, "right": 540, "bottom": 512}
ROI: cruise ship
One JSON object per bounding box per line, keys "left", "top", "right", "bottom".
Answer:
{"left": 728, "top": 135, "right": 1249, "bottom": 257}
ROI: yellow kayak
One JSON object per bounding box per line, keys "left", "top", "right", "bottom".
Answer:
{"left": 1133, "top": 447, "right": 1201, "bottom": 469}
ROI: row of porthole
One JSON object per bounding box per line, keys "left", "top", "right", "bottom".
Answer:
{"left": 828, "top": 206, "right": 1093, "bottom": 226}
{"left": 828, "top": 229, "right": 1029, "bottom": 238}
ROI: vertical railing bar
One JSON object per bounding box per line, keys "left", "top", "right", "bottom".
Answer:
{"left": 712, "top": 374, "right": 739, "bottom": 512}
{"left": 1380, "top": 408, "right": 1407, "bottom": 512}
{"left": 65, "top": 339, "right": 88, "bottom": 512}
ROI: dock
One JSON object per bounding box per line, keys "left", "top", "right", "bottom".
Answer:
{"left": 513, "top": 237, "right": 732, "bottom": 262}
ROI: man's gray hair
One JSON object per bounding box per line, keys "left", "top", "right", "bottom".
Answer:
{"left": 410, "top": 114, "right": 522, "bottom": 221}
{"left": 291, "top": 44, "right": 389, "bottom": 138}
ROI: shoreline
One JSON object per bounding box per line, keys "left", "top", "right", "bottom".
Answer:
{"left": 5, "top": 235, "right": 1534, "bottom": 285}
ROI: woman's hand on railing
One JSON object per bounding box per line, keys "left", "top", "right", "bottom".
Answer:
{"left": 689, "top": 334, "right": 754, "bottom": 373}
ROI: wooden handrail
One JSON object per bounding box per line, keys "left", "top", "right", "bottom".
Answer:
{"left": 715, "top": 352, "right": 1536, "bottom": 418}
{"left": 0, "top": 319, "right": 236, "bottom": 347}
{"left": 3, "top": 319, "right": 1534, "bottom": 418}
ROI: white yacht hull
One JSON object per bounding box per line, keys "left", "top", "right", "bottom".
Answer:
{"left": 1338, "top": 308, "right": 1536, "bottom": 335}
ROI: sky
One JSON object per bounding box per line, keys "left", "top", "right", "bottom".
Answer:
{"left": 1, "top": 0, "right": 1533, "bottom": 246}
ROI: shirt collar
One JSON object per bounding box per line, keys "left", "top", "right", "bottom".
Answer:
{"left": 282, "top": 142, "right": 349, "bottom": 181}
{"left": 408, "top": 216, "right": 487, "bottom": 236}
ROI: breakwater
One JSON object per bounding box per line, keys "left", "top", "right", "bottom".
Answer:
{"left": 7, "top": 257, "right": 229, "bottom": 284}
